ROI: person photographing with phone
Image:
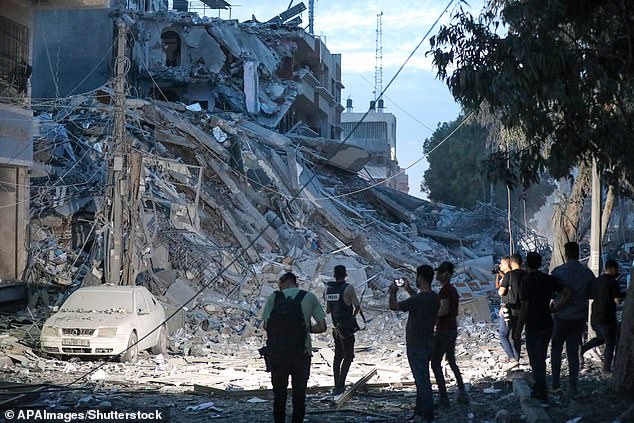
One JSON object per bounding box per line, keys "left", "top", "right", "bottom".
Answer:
{"left": 389, "top": 265, "right": 439, "bottom": 423}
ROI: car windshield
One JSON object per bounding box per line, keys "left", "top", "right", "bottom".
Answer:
{"left": 61, "top": 291, "right": 133, "bottom": 313}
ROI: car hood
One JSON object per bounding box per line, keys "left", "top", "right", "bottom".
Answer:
{"left": 44, "top": 311, "right": 131, "bottom": 329}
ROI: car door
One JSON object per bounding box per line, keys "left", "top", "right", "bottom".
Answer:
{"left": 134, "top": 289, "right": 153, "bottom": 350}
{"left": 140, "top": 287, "right": 164, "bottom": 346}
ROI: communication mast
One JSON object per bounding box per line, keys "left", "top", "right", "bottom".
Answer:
{"left": 374, "top": 11, "right": 383, "bottom": 102}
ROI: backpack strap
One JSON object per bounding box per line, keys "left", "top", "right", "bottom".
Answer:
{"left": 294, "top": 290, "right": 307, "bottom": 305}
{"left": 273, "top": 290, "right": 285, "bottom": 306}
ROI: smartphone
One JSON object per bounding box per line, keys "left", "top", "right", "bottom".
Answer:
{"left": 395, "top": 278, "right": 405, "bottom": 287}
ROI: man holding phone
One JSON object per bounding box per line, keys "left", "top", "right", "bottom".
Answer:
{"left": 389, "top": 265, "right": 439, "bottom": 423}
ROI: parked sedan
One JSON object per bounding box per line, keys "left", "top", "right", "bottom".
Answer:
{"left": 40, "top": 285, "right": 167, "bottom": 363}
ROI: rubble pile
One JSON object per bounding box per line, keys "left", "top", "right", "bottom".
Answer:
{"left": 26, "top": 89, "right": 515, "bottom": 318}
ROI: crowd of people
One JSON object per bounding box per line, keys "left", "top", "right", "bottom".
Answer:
{"left": 498, "top": 242, "right": 624, "bottom": 402}
{"left": 259, "top": 243, "right": 626, "bottom": 422}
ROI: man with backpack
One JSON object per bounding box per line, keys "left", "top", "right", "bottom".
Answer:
{"left": 325, "top": 265, "right": 365, "bottom": 395}
{"left": 262, "top": 272, "right": 327, "bottom": 423}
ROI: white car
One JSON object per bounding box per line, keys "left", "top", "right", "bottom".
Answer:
{"left": 40, "top": 285, "right": 168, "bottom": 363}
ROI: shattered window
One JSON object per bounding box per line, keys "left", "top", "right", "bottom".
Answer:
{"left": 161, "top": 31, "right": 181, "bottom": 67}
{"left": 0, "top": 16, "right": 30, "bottom": 94}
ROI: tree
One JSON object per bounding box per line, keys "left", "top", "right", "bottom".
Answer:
{"left": 422, "top": 117, "right": 490, "bottom": 209}
{"left": 429, "top": 0, "right": 633, "bottom": 187}
{"left": 422, "top": 116, "right": 554, "bottom": 217}
{"left": 428, "top": 0, "right": 634, "bottom": 397}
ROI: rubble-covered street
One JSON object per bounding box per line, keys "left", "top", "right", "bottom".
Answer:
{"left": 1, "top": 309, "right": 632, "bottom": 422}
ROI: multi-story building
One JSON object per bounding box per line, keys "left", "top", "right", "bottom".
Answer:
{"left": 32, "top": 2, "right": 343, "bottom": 140}
{"left": 1, "top": 0, "right": 108, "bottom": 280}
{"left": 340, "top": 99, "right": 408, "bottom": 193}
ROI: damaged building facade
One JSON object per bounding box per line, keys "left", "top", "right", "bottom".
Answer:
{"left": 341, "top": 99, "right": 408, "bottom": 193}
{"left": 33, "top": 2, "right": 344, "bottom": 140}
{"left": 0, "top": 0, "right": 109, "bottom": 281}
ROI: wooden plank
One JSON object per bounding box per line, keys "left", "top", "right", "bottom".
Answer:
{"left": 193, "top": 378, "right": 412, "bottom": 399}
{"left": 335, "top": 368, "right": 377, "bottom": 409}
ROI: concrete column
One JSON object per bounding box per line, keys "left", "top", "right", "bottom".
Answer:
{"left": 0, "top": 165, "right": 28, "bottom": 280}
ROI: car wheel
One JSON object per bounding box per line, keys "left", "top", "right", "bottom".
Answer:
{"left": 151, "top": 325, "right": 168, "bottom": 355}
{"left": 122, "top": 331, "right": 138, "bottom": 363}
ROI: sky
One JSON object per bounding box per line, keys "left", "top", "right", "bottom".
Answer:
{"left": 192, "top": 0, "right": 484, "bottom": 198}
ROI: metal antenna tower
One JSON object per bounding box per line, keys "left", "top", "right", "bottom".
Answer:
{"left": 374, "top": 11, "right": 383, "bottom": 101}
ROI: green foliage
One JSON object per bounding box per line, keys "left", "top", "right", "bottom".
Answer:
{"left": 421, "top": 118, "right": 490, "bottom": 208}
{"left": 428, "top": 0, "right": 634, "bottom": 191}
{"left": 421, "top": 117, "right": 555, "bottom": 213}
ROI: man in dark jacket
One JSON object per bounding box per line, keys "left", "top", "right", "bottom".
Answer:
{"left": 550, "top": 242, "right": 595, "bottom": 395}
{"left": 515, "top": 252, "right": 571, "bottom": 402}
{"left": 389, "top": 265, "right": 439, "bottom": 423}
{"left": 580, "top": 259, "right": 623, "bottom": 373}
{"left": 325, "top": 265, "right": 364, "bottom": 395}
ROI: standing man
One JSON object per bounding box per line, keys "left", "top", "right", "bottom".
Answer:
{"left": 430, "top": 261, "right": 468, "bottom": 406}
{"left": 499, "top": 253, "right": 526, "bottom": 366}
{"left": 495, "top": 256, "right": 511, "bottom": 289}
{"left": 580, "top": 259, "right": 623, "bottom": 373}
{"left": 325, "top": 265, "right": 364, "bottom": 395}
{"left": 550, "top": 242, "right": 595, "bottom": 395}
{"left": 262, "top": 272, "right": 327, "bottom": 423}
{"left": 389, "top": 265, "right": 439, "bottom": 423}
{"left": 515, "top": 252, "right": 572, "bottom": 402}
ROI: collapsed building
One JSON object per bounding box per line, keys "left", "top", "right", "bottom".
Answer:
{"left": 18, "top": 2, "right": 556, "bottom": 337}
{"left": 0, "top": 0, "right": 540, "bottom": 381}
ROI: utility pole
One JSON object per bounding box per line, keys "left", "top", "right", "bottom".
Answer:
{"left": 589, "top": 157, "right": 601, "bottom": 276}
{"left": 106, "top": 22, "right": 128, "bottom": 285}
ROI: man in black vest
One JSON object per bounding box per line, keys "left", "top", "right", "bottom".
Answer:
{"left": 326, "top": 265, "right": 364, "bottom": 395}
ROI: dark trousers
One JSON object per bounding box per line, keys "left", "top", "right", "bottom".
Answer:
{"left": 499, "top": 314, "right": 521, "bottom": 361}
{"left": 431, "top": 329, "right": 465, "bottom": 398}
{"left": 581, "top": 322, "right": 617, "bottom": 372}
{"left": 407, "top": 339, "right": 435, "bottom": 420}
{"left": 551, "top": 317, "right": 585, "bottom": 390}
{"left": 525, "top": 326, "right": 552, "bottom": 398}
{"left": 333, "top": 331, "right": 355, "bottom": 390}
{"left": 271, "top": 353, "right": 311, "bottom": 423}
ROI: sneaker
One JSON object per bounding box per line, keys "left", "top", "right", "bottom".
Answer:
{"left": 332, "top": 386, "right": 344, "bottom": 396}
{"left": 504, "top": 360, "right": 520, "bottom": 371}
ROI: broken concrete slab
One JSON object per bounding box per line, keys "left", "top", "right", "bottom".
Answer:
{"left": 512, "top": 376, "right": 550, "bottom": 423}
